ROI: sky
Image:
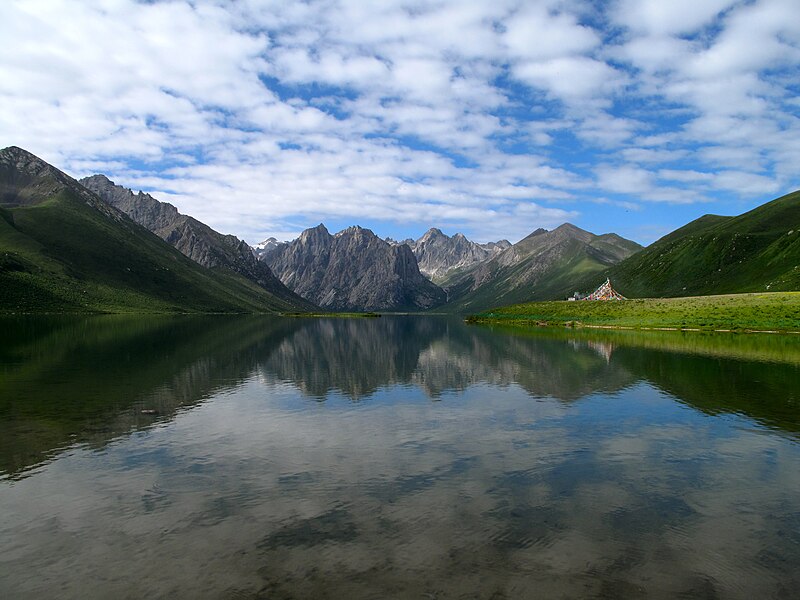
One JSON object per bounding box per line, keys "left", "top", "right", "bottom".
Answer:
{"left": 1, "top": 0, "right": 798, "bottom": 246}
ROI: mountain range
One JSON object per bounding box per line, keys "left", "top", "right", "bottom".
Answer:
{"left": 2, "top": 145, "right": 798, "bottom": 315}
{"left": 257, "top": 223, "right": 640, "bottom": 312}
{"left": 438, "top": 223, "right": 641, "bottom": 311}
{"left": 395, "top": 228, "right": 511, "bottom": 283}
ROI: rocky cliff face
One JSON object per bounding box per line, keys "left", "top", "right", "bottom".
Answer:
{"left": 80, "top": 175, "right": 313, "bottom": 309}
{"left": 263, "top": 224, "right": 447, "bottom": 311}
{"left": 402, "top": 228, "right": 511, "bottom": 282}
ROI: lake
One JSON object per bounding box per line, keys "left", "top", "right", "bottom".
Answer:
{"left": 2, "top": 315, "right": 800, "bottom": 599}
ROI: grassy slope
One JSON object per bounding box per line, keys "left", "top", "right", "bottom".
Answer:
{"left": 0, "top": 190, "right": 302, "bottom": 313}
{"left": 440, "top": 240, "right": 627, "bottom": 313}
{"left": 444, "top": 247, "right": 603, "bottom": 311}
{"left": 585, "top": 190, "right": 800, "bottom": 298}
{"left": 466, "top": 292, "right": 800, "bottom": 332}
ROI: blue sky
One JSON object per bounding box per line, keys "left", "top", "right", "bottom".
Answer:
{"left": 1, "top": 0, "right": 798, "bottom": 245}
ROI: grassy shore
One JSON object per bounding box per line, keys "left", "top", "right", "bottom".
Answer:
{"left": 465, "top": 292, "right": 800, "bottom": 333}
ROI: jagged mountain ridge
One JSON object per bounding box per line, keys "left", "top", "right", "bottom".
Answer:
{"left": 440, "top": 223, "right": 642, "bottom": 312}
{"left": 0, "top": 146, "right": 308, "bottom": 313}
{"left": 263, "top": 224, "right": 446, "bottom": 311}
{"left": 400, "top": 228, "right": 511, "bottom": 283}
{"left": 80, "top": 175, "right": 313, "bottom": 310}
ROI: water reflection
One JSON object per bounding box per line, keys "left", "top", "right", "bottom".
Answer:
{"left": 0, "top": 315, "right": 297, "bottom": 477}
{"left": 3, "top": 316, "right": 800, "bottom": 480}
{"left": 1, "top": 316, "right": 800, "bottom": 598}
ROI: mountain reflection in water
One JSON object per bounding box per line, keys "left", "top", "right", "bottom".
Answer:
{"left": 1, "top": 315, "right": 799, "bottom": 599}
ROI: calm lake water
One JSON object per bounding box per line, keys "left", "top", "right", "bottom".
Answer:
{"left": 2, "top": 315, "right": 800, "bottom": 599}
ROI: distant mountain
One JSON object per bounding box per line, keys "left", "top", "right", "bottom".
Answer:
{"left": 80, "top": 175, "right": 312, "bottom": 310}
{"left": 253, "top": 237, "right": 287, "bottom": 261}
{"left": 401, "top": 228, "right": 511, "bottom": 283}
{"left": 263, "top": 224, "right": 447, "bottom": 311}
{"left": 0, "top": 146, "right": 310, "bottom": 313}
{"left": 595, "top": 190, "right": 800, "bottom": 298}
{"left": 441, "top": 223, "right": 641, "bottom": 312}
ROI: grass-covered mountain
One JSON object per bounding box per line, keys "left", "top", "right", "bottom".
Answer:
{"left": 0, "top": 146, "right": 311, "bottom": 313}
{"left": 441, "top": 223, "right": 641, "bottom": 312}
{"left": 591, "top": 190, "right": 800, "bottom": 298}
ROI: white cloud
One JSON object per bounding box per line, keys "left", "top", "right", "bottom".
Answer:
{"left": 595, "top": 164, "right": 655, "bottom": 195}
{"left": 514, "top": 56, "right": 626, "bottom": 102}
{"left": 658, "top": 169, "right": 715, "bottom": 183}
{"left": 613, "top": 0, "right": 737, "bottom": 35}
{"left": 713, "top": 171, "right": 781, "bottom": 195}
{"left": 622, "top": 148, "right": 688, "bottom": 164}
{"left": 504, "top": 4, "right": 599, "bottom": 61}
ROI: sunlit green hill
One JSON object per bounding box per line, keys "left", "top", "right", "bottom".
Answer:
{"left": 594, "top": 190, "right": 800, "bottom": 298}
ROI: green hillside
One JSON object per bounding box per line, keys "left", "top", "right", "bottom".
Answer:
{"left": 440, "top": 224, "right": 641, "bottom": 313}
{"left": 443, "top": 240, "right": 609, "bottom": 311}
{"left": 586, "top": 190, "right": 800, "bottom": 298}
{"left": 0, "top": 148, "right": 309, "bottom": 314}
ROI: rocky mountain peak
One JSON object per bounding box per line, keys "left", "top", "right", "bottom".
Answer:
{"left": 420, "top": 227, "right": 446, "bottom": 241}
{"left": 81, "top": 173, "right": 114, "bottom": 188}
{"left": 0, "top": 146, "right": 56, "bottom": 173}
{"left": 81, "top": 174, "right": 181, "bottom": 231}
{"left": 551, "top": 222, "right": 594, "bottom": 243}
{"left": 407, "top": 228, "right": 509, "bottom": 283}
{"left": 262, "top": 223, "right": 446, "bottom": 311}
{"left": 253, "top": 237, "right": 288, "bottom": 261}
{"left": 256, "top": 237, "right": 279, "bottom": 249}
{"left": 520, "top": 227, "right": 548, "bottom": 242}
{"left": 337, "top": 225, "right": 375, "bottom": 239}
{"left": 299, "top": 223, "right": 331, "bottom": 243}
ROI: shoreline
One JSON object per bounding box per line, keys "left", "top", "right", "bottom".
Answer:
{"left": 465, "top": 291, "right": 800, "bottom": 335}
